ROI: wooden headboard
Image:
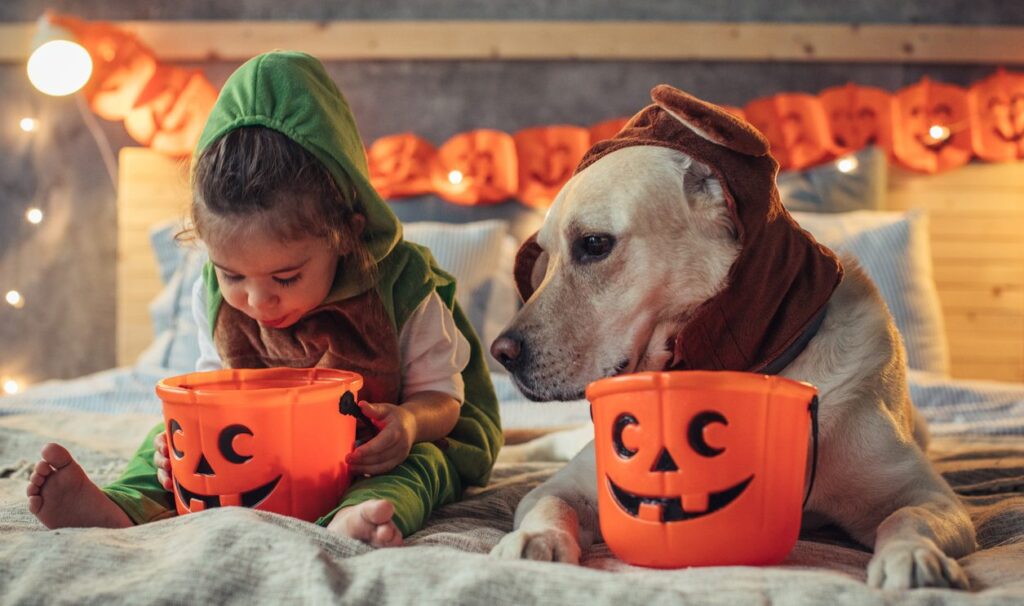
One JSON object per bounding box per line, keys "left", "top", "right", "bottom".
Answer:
{"left": 116, "top": 147, "right": 1024, "bottom": 382}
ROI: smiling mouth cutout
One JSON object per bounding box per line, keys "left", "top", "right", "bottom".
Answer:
{"left": 174, "top": 475, "right": 282, "bottom": 511}
{"left": 607, "top": 475, "right": 753, "bottom": 522}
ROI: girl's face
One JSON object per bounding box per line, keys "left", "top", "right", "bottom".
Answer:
{"left": 207, "top": 228, "right": 339, "bottom": 329}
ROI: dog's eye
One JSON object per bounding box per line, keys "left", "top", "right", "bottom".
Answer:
{"left": 574, "top": 234, "right": 615, "bottom": 263}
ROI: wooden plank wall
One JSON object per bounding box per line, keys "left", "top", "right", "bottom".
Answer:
{"left": 116, "top": 148, "right": 1024, "bottom": 383}
{"left": 115, "top": 148, "right": 190, "bottom": 367}
{"left": 886, "top": 164, "right": 1024, "bottom": 383}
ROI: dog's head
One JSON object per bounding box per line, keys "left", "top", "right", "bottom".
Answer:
{"left": 491, "top": 87, "right": 772, "bottom": 401}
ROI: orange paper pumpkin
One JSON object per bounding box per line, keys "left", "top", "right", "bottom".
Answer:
{"left": 588, "top": 117, "right": 630, "bottom": 144}
{"left": 893, "top": 78, "right": 972, "bottom": 173}
{"left": 587, "top": 371, "right": 816, "bottom": 569}
{"left": 157, "top": 368, "right": 362, "bottom": 522}
{"left": 744, "top": 93, "right": 835, "bottom": 170}
{"left": 367, "top": 133, "right": 438, "bottom": 198}
{"left": 819, "top": 83, "right": 894, "bottom": 155}
{"left": 513, "top": 126, "right": 590, "bottom": 208}
{"left": 124, "top": 66, "right": 217, "bottom": 157}
{"left": 969, "top": 69, "right": 1024, "bottom": 162}
{"left": 431, "top": 130, "right": 519, "bottom": 205}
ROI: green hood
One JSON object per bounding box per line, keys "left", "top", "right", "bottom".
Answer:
{"left": 194, "top": 51, "right": 402, "bottom": 300}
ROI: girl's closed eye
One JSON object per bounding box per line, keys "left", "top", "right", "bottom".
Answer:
{"left": 221, "top": 272, "right": 245, "bottom": 283}
{"left": 274, "top": 273, "right": 302, "bottom": 286}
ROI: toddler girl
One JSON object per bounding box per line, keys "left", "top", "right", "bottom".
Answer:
{"left": 27, "top": 51, "right": 502, "bottom": 545}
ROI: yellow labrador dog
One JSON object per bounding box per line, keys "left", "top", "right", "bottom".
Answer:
{"left": 489, "top": 85, "right": 976, "bottom": 589}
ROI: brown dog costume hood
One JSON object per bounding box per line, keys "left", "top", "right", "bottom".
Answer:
{"left": 514, "top": 85, "right": 844, "bottom": 374}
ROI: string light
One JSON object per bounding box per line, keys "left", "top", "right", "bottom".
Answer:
{"left": 5, "top": 290, "right": 25, "bottom": 309}
{"left": 928, "top": 124, "right": 951, "bottom": 142}
{"left": 836, "top": 155, "right": 859, "bottom": 173}
{"left": 19, "top": 117, "right": 38, "bottom": 132}
{"left": 27, "top": 39, "right": 93, "bottom": 96}
{"left": 447, "top": 170, "right": 464, "bottom": 185}
{"left": 26, "top": 208, "right": 44, "bottom": 224}
{"left": 2, "top": 378, "right": 21, "bottom": 395}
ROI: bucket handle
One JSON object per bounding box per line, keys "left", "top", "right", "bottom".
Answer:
{"left": 802, "top": 395, "right": 819, "bottom": 510}
{"left": 339, "top": 391, "right": 380, "bottom": 445}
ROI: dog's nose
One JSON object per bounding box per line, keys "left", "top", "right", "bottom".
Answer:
{"left": 490, "top": 332, "right": 524, "bottom": 371}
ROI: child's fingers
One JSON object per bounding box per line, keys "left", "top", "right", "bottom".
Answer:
{"left": 349, "top": 427, "right": 400, "bottom": 460}
{"left": 357, "top": 401, "right": 391, "bottom": 423}
{"left": 153, "top": 450, "right": 171, "bottom": 473}
{"left": 157, "top": 468, "right": 173, "bottom": 491}
{"left": 153, "top": 432, "right": 168, "bottom": 455}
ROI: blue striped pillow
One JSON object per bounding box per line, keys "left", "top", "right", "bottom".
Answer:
{"left": 791, "top": 210, "right": 950, "bottom": 375}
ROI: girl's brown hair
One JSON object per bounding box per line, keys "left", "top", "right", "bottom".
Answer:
{"left": 181, "top": 126, "right": 374, "bottom": 281}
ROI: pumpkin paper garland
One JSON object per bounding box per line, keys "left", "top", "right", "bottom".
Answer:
{"left": 513, "top": 125, "right": 591, "bottom": 208}
{"left": 892, "top": 77, "right": 973, "bottom": 174}
{"left": 819, "top": 82, "right": 895, "bottom": 156}
{"left": 367, "top": 133, "right": 437, "bottom": 198}
{"left": 744, "top": 92, "right": 836, "bottom": 171}
{"left": 969, "top": 68, "right": 1024, "bottom": 162}
{"left": 39, "top": 13, "right": 1024, "bottom": 203}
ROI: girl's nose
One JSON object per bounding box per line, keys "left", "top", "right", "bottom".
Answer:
{"left": 248, "top": 289, "right": 279, "bottom": 311}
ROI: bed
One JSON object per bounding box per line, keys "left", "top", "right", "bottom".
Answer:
{"left": 1, "top": 147, "right": 1023, "bottom": 604}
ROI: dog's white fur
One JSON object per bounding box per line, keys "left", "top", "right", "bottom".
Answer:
{"left": 490, "top": 143, "right": 977, "bottom": 589}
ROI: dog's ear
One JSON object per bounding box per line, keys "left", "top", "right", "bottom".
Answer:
{"left": 675, "top": 155, "right": 737, "bottom": 239}
{"left": 514, "top": 233, "right": 549, "bottom": 301}
{"left": 651, "top": 84, "right": 769, "bottom": 157}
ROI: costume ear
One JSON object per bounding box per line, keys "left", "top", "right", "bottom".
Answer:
{"left": 651, "top": 84, "right": 769, "bottom": 157}
{"left": 513, "top": 233, "right": 548, "bottom": 301}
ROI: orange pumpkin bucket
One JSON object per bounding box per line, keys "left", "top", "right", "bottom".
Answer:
{"left": 156, "top": 368, "right": 363, "bottom": 522}
{"left": 586, "top": 371, "right": 818, "bottom": 568}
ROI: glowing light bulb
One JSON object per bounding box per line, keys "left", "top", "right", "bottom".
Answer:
{"left": 19, "top": 117, "right": 38, "bottom": 132}
{"left": 2, "top": 378, "right": 21, "bottom": 395}
{"left": 26, "top": 208, "right": 44, "bottom": 224}
{"left": 928, "top": 124, "right": 950, "bottom": 142}
{"left": 836, "top": 156, "right": 859, "bottom": 173}
{"left": 447, "top": 170, "right": 464, "bottom": 185}
{"left": 5, "top": 290, "right": 24, "bottom": 309}
{"left": 27, "top": 39, "right": 93, "bottom": 96}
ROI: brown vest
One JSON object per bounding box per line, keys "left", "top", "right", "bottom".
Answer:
{"left": 213, "top": 289, "right": 402, "bottom": 404}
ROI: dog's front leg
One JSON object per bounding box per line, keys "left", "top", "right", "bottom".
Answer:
{"left": 816, "top": 425, "right": 976, "bottom": 589}
{"left": 490, "top": 441, "right": 600, "bottom": 564}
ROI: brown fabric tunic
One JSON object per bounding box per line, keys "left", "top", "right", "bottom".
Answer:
{"left": 213, "top": 291, "right": 402, "bottom": 405}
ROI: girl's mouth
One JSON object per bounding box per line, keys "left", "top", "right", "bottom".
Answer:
{"left": 259, "top": 315, "right": 289, "bottom": 328}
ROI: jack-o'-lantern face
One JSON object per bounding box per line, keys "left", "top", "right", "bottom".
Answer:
{"left": 431, "top": 129, "right": 519, "bottom": 205}
{"left": 893, "top": 78, "right": 972, "bottom": 173}
{"left": 596, "top": 393, "right": 761, "bottom": 528}
{"left": 968, "top": 69, "right": 1024, "bottom": 161}
{"left": 513, "top": 126, "right": 590, "bottom": 209}
{"left": 744, "top": 93, "right": 834, "bottom": 170}
{"left": 819, "top": 83, "right": 894, "bottom": 154}
{"left": 167, "top": 415, "right": 282, "bottom": 512}
{"left": 367, "top": 133, "right": 437, "bottom": 198}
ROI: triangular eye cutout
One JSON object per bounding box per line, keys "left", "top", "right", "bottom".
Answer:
{"left": 652, "top": 447, "right": 679, "bottom": 472}
{"left": 195, "top": 454, "right": 215, "bottom": 476}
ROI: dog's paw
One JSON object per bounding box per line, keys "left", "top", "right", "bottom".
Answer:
{"left": 867, "top": 539, "right": 970, "bottom": 590}
{"left": 490, "top": 528, "right": 581, "bottom": 564}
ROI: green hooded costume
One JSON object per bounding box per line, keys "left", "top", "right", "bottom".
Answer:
{"left": 102, "top": 52, "right": 503, "bottom": 536}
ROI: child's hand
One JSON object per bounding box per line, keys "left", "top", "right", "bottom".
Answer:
{"left": 346, "top": 401, "right": 416, "bottom": 476}
{"left": 153, "top": 432, "right": 173, "bottom": 491}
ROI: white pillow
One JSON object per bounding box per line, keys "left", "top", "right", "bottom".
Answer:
{"left": 791, "top": 209, "right": 950, "bottom": 375}
{"left": 403, "top": 220, "right": 518, "bottom": 373}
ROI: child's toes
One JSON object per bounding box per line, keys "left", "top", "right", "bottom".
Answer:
{"left": 27, "top": 495, "right": 42, "bottom": 514}
{"left": 373, "top": 522, "right": 402, "bottom": 547}
{"left": 33, "top": 460, "right": 54, "bottom": 478}
{"left": 40, "top": 443, "right": 74, "bottom": 469}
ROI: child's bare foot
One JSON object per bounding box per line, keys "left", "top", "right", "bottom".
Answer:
{"left": 26, "top": 443, "right": 133, "bottom": 529}
{"left": 326, "top": 499, "right": 403, "bottom": 547}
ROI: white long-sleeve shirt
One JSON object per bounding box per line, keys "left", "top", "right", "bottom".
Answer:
{"left": 191, "top": 277, "right": 471, "bottom": 402}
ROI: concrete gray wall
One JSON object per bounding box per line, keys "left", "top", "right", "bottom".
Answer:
{"left": 0, "top": 1, "right": 1016, "bottom": 382}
